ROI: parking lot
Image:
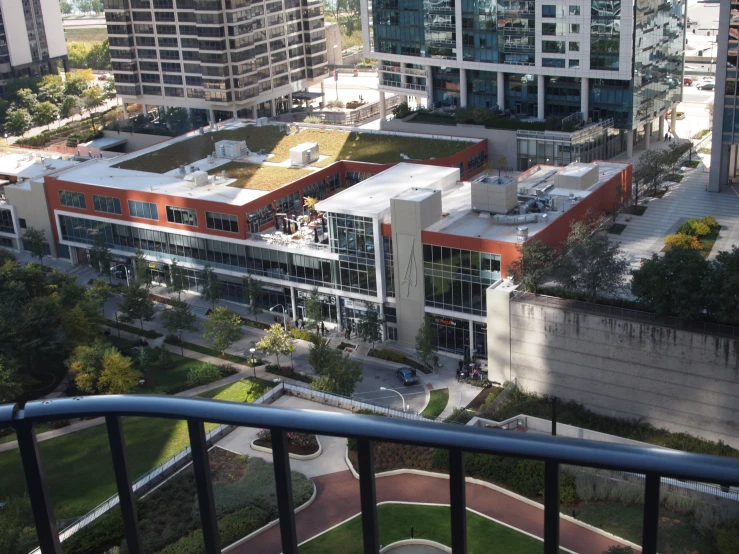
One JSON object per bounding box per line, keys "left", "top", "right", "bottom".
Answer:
{"left": 352, "top": 361, "right": 428, "bottom": 413}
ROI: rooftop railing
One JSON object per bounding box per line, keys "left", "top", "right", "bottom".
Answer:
{"left": 3, "top": 395, "right": 739, "bottom": 554}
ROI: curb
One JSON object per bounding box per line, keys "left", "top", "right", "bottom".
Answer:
{"left": 250, "top": 436, "right": 323, "bottom": 460}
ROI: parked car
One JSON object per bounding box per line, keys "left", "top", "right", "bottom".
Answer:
{"left": 684, "top": 77, "right": 693, "bottom": 86}
{"left": 698, "top": 81, "right": 715, "bottom": 90}
{"left": 395, "top": 367, "right": 418, "bottom": 386}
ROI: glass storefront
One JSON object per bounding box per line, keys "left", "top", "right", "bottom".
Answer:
{"left": 431, "top": 315, "right": 470, "bottom": 355}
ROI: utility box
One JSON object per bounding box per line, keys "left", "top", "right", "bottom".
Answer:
{"left": 214, "top": 140, "right": 248, "bottom": 159}
{"left": 290, "top": 142, "right": 319, "bottom": 166}
{"left": 555, "top": 162, "right": 599, "bottom": 190}
{"left": 471, "top": 175, "right": 518, "bottom": 214}
{"left": 184, "top": 170, "right": 209, "bottom": 187}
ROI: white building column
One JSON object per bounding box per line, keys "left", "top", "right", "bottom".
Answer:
{"left": 252, "top": 105, "right": 257, "bottom": 119}
{"left": 459, "top": 68, "right": 467, "bottom": 108}
{"left": 400, "top": 63, "right": 407, "bottom": 90}
{"left": 468, "top": 319, "right": 475, "bottom": 358}
{"left": 580, "top": 77, "right": 589, "bottom": 121}
{"left": 320, "top": 80, "right": 325, "bottom": 99}
{"left": 122, "top": 103, "right": 128, "bottom": 119}
{"left": 497, "top": 71, "right": 505, "bottom": 111}
{"left": 644, "top": 123, "right": 651, "bottom": 150}
{"left": 232, "top": 109, "right": 238, "bottom": 119}
{"left": 288, "top": 92, "right": 293, "bottom": 111}
{"left": 290, "top": 287, "right": 297, "bottom": 323}
{"left": 537, "top": 74, "right": 545, "bottom": 120}
{"left": 270, "top": 99, "right": 276, "bottom": 117}
{"left": 626, "top": 129, "right": 633, "bottom": 158}
{"left": 671, "top": 107, "right": 677, "bottom": 133}
{"left": 208, "top": 108, "right": 215, "bottom": 123}
{"left": 379, "top": 91, "right": 387, "bottom": 120}
{"left": 658, "top": 115, "right": 665, "bottom": 140}
{"left": 142, "top": 104, "right": 148, "bottom": 117}
{"left": 426, "top": 66, "right": 434, "bottom": 108}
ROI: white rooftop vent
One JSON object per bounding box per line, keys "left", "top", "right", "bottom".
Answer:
{"left": 215, "top": 140, "right": 248, "bottom": 159}
{"left": 184, "top": 170, "right": 209, "bottom": 187}
{"left": 178, "top": 165, "right": 186, "bottom": 175}
{"left": 220, "top": 170, "right": 227, "bottom": 179}
{"left": 290, "top": 143, "right": 319, "bottom": 166}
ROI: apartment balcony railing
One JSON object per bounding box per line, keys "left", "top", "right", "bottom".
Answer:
{"left": 4, "top": 395, "right": 739, "bottom": 554}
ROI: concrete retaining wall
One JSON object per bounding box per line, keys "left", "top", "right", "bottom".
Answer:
{"left": 502, "top": 296, "right": 739, "bottom": 448}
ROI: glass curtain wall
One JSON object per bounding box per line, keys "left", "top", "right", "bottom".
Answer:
{"left": 327, "top": 213, "right": 378, "bottom": 295}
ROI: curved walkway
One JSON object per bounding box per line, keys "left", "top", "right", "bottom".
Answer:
{"left": 232, "top": 471, "right": 632, "bottom": 554}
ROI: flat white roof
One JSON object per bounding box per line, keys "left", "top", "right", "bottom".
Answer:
{"left": 50, "top": 158, "right": 272, "bottom": 206}
{"left": 0, "top": 153, "right": 79, "bottom": 179}
{"left": 426, "top": 162, "right": 627, "bottom": 244}
{"left": 315, "top": 163, "right": 459, "bottom": 218}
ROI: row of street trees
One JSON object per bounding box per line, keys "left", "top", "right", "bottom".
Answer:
{"left": 3, "top": 71, "right": 114, "bottom": 137}
{"left": 632, "top": 142, "right": 692, "bottom": 208}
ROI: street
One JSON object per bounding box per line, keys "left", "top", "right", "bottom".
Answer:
{"left": 352, "top": 367, "right": 428, "bottom": 413}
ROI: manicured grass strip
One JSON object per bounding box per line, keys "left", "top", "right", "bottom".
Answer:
{"left": 197, "top": 377, "right": 275, "bottom": 402}
{"left": 299, "top": 503, "right": 567, "bottom": 554}
{"left": 421, "top": 388, "right": 449, "bottom": 419}
{"left": 163, "top": 337, "right": 259, "bottom": 366}
{"left": 698, "top": 228, "right": 720, "bottom": 258}
{"left": 106, "top": 319, "right": 163, "bottom": 338}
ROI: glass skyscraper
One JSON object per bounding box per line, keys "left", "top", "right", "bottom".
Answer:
{"left": 365, "top": 0, "right": 686, "bottom": 155}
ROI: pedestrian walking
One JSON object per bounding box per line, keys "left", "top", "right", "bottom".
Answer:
{"left": 669, "top": 134, "right": 672, "bottom": 142}
{"left": 321, "top": 322, "right": 326, "bottom": 336}
{"left": 664, "top": 132, "right": 668, "bottom": 142}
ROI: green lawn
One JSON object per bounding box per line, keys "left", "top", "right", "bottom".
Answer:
{"left": 0, "top": 380, "right": 272, "bottom": 520}
{"left": 575, "top": 502, "right": 717, "bottom": 554}
{"left": 299, "top": 503, "right": 565, "bottom": 554}
{"left": 698, "top": 228, "right": 720, "bottom": 258}
{"left": 165, "top": 337, "right": 261, "bottom": 367}
{"left": 421, "top": 388, "right": 449, "bottom": 419}
{"left": 65, "top": 28, "right": 108, "bottom": 42}
{"left": 197, "top": 377, "right": 275, "bottom": 402}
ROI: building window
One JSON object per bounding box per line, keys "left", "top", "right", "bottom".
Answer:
{"left": 569, "top": 59, "right": 581, "bottom": 68}
{"left": 430, "top": 315, "right": 470, "bottom": 355}
{"left": 569, "top": 42, "right": 580, "bottom": 52}
{"left": 542, "top": 58, "right": 566, "bottom": 68}
{"left": 247, "top": 204, "right": 274, "bottom": 233}
{"left": 19, "top": 218, "right": 27, "bottom": 229}
{"left": 166, "top": 206, "right": 198, "bottom": 226}
{"left": 542, "top": 4, "right": 556, "bottom": 17}
{"left": 58, "top": 243, "right": 70, "bottom": 259}
{"left": 59, "top": 190, "right": 87, "bottom": 209}
{"left": 0, "top": 209, "right": 14, "bottom": 234}
{"left": 93, "top": 195, "right": 123, "bottom": 215}
{"left": 570, "top": 24, "right": 580, "bottom": 33}
{"left": 0, "top": 236, "right": 13, "bottom": 248}
{"left": 128, "top": 200, "right": 159, "bottom": 220}
{"left": 205, "top": 211, "right": 239, "bottom": 233}
{"left": 542, "top": 41, "right": 566, "bottom": 54}
{"left": 569, "top": 5, "right": 580, "bottom": 15}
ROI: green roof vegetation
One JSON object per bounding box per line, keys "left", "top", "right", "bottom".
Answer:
{"left": 213, "top": 161, "right": 313, "bottom": 191}
{"left": 113, "top": 125, "right": 472, "bottom": 174}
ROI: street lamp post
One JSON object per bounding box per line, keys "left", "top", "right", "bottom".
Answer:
{"left": 380, "top": 387, "right": 407, "bottom": 412}
{"left": 249, "top": 347, "right": 257, "bottom": 379}
{"left": 178, "top": 330, "right": 184, "bottom": 356}
{"left": 114, "top": 311, "right": 121, "bottom": 338}
{"left": 269, "top": 304, "right": 288, "bottom": 331}
{"left": 111, "top": 263, "right": 131, "bottom": 287}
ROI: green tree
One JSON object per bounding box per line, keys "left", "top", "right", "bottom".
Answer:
{"left": 58, "top": 95, "right": 79, "bottom": 120}
{"left": 633, "top": 149, "right": 668, "bottom": 207}
{"left": 308, "top": 337, "right": 363, "bottom": 396}
{"left": 5, "top": 108, "right": 33, "bottom": 137}
{"left": 98, "top": 348, "right": 141, "bottom": 394}
{"left": 556, "top": 228, "right": 629, "bottom": 302}
{"left": 202, "top": 307, "right": 244, "bottom": 356}
{"left": 81, "top": 85, "right": 105, "bottom": 131}
{"left": 68, "top": 341, "right": 108, "bottom": 393}
{"left": 86, "top": 278, "right": 112, "bottom": 316}
{"left": 22, "top": 227, "right": 46, "bottom": 266}
{"left": 201, "top": 265, "right": 221, "bottom": 308}
{"left": 103, "top": 74, "right": 116, "bottom": 100}
{"left": 15, "top": 89, "right": 38, "bottom": 113}
{"left": 33, "top": 101, "right": 58, "bottom": 129}
{"left": 118, "top": 283, "right": 155, "bottom": 330}
{"left": 357, "top": 302, "right": 382, "bottom": 350}
{"left": 64, "top": 69, "right": 93, "bottom": 97}
{"left": 60, "top": 0, "right": 74, "bottom": 14}
{"left": 707, "top": 246, "right": 739, "bottom": 324}
{"left": 37, "top": 74, "right": 65, "bottom": 105}
{"left": 89, "top": 232, "right": 112, "bottom": 282}
{"left": 168, "top": 259, "right": 186, "bottom": 299}
{"left": 304, "top": 286, "right": 322, "bottom": 327}
{"left": 414, "top": 316, "right": 438, "bottom": 368}
{"left": 0, "top": 359, "right": 23, "bottom": 404}
{"left": 507, "top": 239, "right": 555, "bottom": 293}
{"left": 132, "top": 249, "right": 152, "bottom": 288}
{"left": 60, "top": 303, "right": 99, "bottom": 350}
{"left": 161, "top": 298, "right": 198, "bottom": 354}
{"left": 241, "top": 276, "right": 263, "bottom": 315}
{"left": 632, "top": 249, "right": 709, "bottom": 323}
{"left": 256, "top": 323, "right": 292, "bottom": 368}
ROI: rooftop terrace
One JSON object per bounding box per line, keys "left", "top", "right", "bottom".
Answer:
{"left": 112, "top": 122, "right": 474, "bottom": 174}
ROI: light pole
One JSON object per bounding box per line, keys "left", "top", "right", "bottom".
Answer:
{"left": 380, "top": 387, "right": 407, "bottom": 411}
{"left": 111, "top": 263, "right": 131, "bottom": 287}
{"left": 178, "top": 330, "right": 184, "bottom": 355}
{"left": 249, "top": 347, "right": 257, "bottom": 379}
{"left": 270, "top": 304, "right": 288, "bottom": 331}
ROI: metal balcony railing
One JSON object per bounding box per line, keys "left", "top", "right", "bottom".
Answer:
{"left": 3, "top": 395, "right": 739, "bottom": 554}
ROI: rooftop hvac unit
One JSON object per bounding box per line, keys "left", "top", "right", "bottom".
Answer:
{"left": 221, "top": 170, "right": 227, "bottom": 179}
{"left": 179, "top": 165, "right": 186, "bottom": 175}
{"left": 184, "top": 171, "right": 209, "bottom": 187}
{"left": 255, "top": 117, "right": 269, "bottom": 127}
{"left": 190, "top": 165, "right": 196, "bottom": 173}
{"left": 517, "top": 226, "right": 529, "bottom": 241}
{"left": 290, "top": 143, "right": 319, "bottom": 166}
{"left": 215, "top": 140, "right": 248, "bottom": 159}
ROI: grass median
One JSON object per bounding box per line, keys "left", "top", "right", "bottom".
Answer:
{"left": 421, "top": 388, "right": 449, "bottom": 419}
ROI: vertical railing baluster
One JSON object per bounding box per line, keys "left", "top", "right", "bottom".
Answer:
{"left": 187, "top": 420, "right": 220, "bottom": 554}
{"left": 449, "top": 448, "right": 467, "bottom": 554}
{"left": 13, "top": 419, "right": 62, "bottom": 554}
{"left": 271, "top": 429, "right": 298, "bottom": 554}
{"left": 357, "top": 439, "right": 379, "bottom": 554}
{"left": 105, "top": 415, "right": 143, "bottom": 554}
{"left": 642, "top": 473, "right": 661, "bottom": 554}
{"left": 544, "top": 461, "right": 560, "bottom": 554}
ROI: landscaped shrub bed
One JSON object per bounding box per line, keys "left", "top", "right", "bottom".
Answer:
{"left": 369, "top": 348, "right": 433, "bottom": 374}
{"left": 290, "top": 327, "right": 321, "bottom": 344}
{"left": 265, "top": 363, "right": 313, "bottom": 383}
{"left": 62, "top": 450, "right": 313, "bottom": 554}
{"left": 255, "top": 429, "right": 319, "bottom": 455}
{"left": 106, "top": 319, "right": 163, "bottom": 339}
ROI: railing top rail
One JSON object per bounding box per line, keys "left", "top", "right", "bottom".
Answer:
{"left": 4, "top": 395, "right": 739, "bottom": 486}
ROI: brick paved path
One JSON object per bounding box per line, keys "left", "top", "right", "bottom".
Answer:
{"left": 233, "top": 470, "right": 631, "bottom": 554}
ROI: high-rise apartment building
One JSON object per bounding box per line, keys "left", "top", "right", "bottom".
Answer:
{"left": 709, "top": 0, "right": 736, "bottom": 191}
{"left": 363, "top": 0, "right": 686, "bottom": 158}
{"left": 0, "top": 0, "right": 68, "bottom": 93}
{"left": 104, "top": 0, "right": 329, "bottom": 121}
